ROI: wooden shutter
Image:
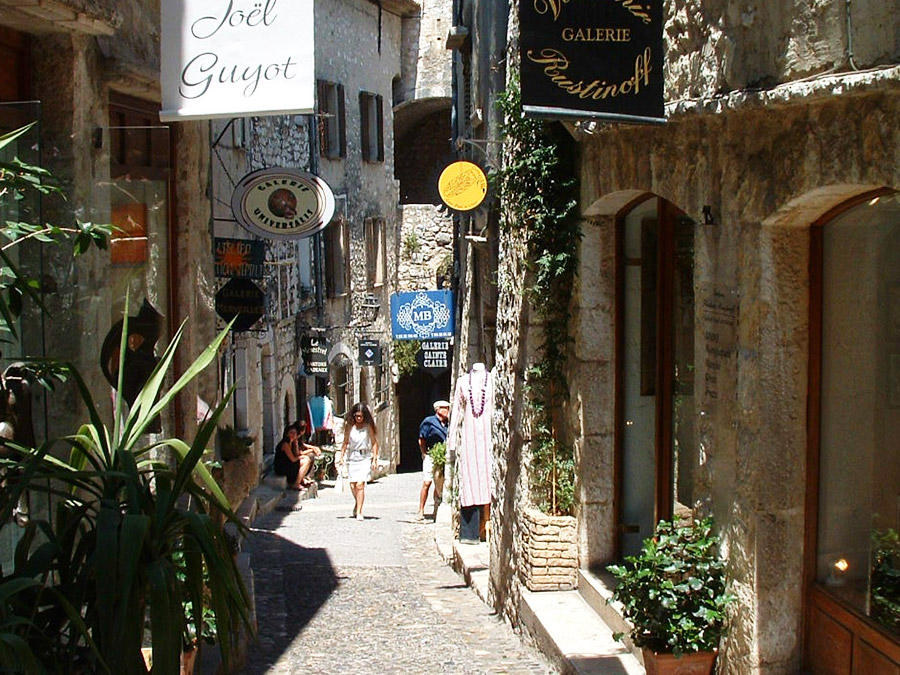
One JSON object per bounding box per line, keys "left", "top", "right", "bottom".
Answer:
{"left": 376, "top": 95, "right": 384, "bottom": 162}
{"left": 337, "top": 84, "right": 346, "bottom": 158}
{"left": 317, "top": 80, "right": 329, "bottom": 157}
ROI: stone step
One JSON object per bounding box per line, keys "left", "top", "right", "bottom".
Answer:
{"left": 577, "top": 569, "right": 642, "bottom": 662}
{"left": 520, "top": 588, "right": 645, "bottom": 675}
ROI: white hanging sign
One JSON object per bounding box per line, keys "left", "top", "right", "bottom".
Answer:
{"left": 160, "top": 0, "right": 315, "bottom": 121}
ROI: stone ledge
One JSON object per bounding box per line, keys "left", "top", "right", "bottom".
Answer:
{"left": 520, "top": 589, "right": 645, "bottom": 675}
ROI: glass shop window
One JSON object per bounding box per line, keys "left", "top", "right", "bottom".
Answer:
{"left": 815, "top": 191, "right": 900, "bottom": 639}
{"left": 105, "top": 94, "right": 172, "bottom": 338}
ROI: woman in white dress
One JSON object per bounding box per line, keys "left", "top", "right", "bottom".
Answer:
{"left": 337, "top": 402, "right": 379, "bottom": 520}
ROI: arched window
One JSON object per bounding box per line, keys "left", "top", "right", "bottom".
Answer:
{"left": 807, "top": 191, "right": 900, "bottom": 670}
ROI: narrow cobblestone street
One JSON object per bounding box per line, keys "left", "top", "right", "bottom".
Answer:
{"left": 238, "top": 472, "right": 558, "bottom": 675}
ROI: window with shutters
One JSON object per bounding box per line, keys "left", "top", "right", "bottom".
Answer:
{"left": 365, "top": 217, "right": 386, "bottom": 289}
{"left": 324, "top": 217, "right": 350, "bottom": 297}
{"left": 359, "top": 91, "right": 384, "bottom": 163}
{"left": 317, "top": 80, "right": 346, "bottom": 159}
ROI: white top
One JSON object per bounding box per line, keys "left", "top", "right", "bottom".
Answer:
{"left": 346, "top": 424, "right": 373, "bottom": 461}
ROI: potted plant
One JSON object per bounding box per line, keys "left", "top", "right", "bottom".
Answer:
{"left": 870, "top": 527, "right": 900, "bottom": 634}
{"left": 0, "top": 307, "right": 256, "bottom": 674}
{"left": 608, "top": 516, "right": 735, "bottom": 675}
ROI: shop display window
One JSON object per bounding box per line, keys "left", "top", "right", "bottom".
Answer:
{"left": 815, "top": 192, "right": 900, "bottom": 639}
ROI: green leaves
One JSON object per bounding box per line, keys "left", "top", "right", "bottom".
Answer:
{"left": 494, "top": 77, "right": 581, "bottom": 517}
{"left": 608, "top": 517, "right": 735, "bottom": 654}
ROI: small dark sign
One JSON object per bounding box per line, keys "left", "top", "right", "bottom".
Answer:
{"left": 214, "top": 237, "right": 265, "bottom": 279}
{"left": 416, "top": 339, "right": 452, "bottom": 375}
{"left": 358, "top": 339, "right": 382, "bottom": 366}
{"left": 215, "top": 279, "right": 265, "bottom": 332}
{"left": 302, "top": 336, "right": 329, "bottom": 376}
{"left": 520, "top": 0, "right": 664, "bottom": 123}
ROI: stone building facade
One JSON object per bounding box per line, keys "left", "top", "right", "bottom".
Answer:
{"left": 209, "top": 0, "right": 420, "bottom": 478}
{"left": 0, "top": 1, "right": 219, "bottom": 566}
{"left": 450, "top": 1, "right": 900, "bottom": 674}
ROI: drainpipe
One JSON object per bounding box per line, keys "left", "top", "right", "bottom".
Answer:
{"left": 845, "top": 0, "right": 858, "bottom": 71}
{"left": 307, "top": 115, "right": 325, "bottom": 324}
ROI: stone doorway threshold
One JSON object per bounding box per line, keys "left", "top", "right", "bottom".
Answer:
{"left": 433, "top": 508, "right": 644, "bottom": 674}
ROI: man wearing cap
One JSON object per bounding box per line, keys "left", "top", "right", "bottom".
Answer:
{"left": 417, "top": 400, "right": 450, "bottom": 520}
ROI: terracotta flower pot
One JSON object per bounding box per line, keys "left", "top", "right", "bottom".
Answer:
{"left": 181, "top": 645, "right": 197, "bottom": 675}
{"left": 642, "top": 648, "right": 717, "bottom": 675}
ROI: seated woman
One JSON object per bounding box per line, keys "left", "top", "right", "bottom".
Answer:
{"left": 273, "top": 421, "right": 322, "bottom": 490}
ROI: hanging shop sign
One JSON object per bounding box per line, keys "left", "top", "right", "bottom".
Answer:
{"left": 301, "top": 336, "right": 329, "bottom": 376}
{"left": 214, "top": 237, "right": 265, "bottom": 279}
{"left": 438, "top": 161, "right": 488, "bottom": 212}
{"left": 160, "top": 0, "right": 315, "bottom": 121}
{"left": 520, "top": 0, "right": 665, "bottom": 124}
{"left": 231, "top": 168, "right": 335, "bottom": 239}
{"left": 215, "top": 278, "right": 265, "bottom": 332}
{"left": 358, "top": 339, "right": 382, "bottom": 366}
{"left": 390, "top": 290, "right": 454, "bottom": 341}
{"left": 416, "top": 339, "right": 452, "bottom": 375}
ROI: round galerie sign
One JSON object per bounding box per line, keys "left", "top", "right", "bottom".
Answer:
{"left": 231, "top": 168, "right": 336, "bottom": 239}
{"left": 438, "top": 161, "right": 488, "bottom": 212}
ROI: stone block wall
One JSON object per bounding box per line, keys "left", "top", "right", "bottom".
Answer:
{"left": 520, "top": 508, "right": 578, "bottom": 592}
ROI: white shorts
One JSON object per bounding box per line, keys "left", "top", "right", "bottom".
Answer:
{"left": 347, "top": 457, "right": 372, "bottom": 483}
{"left": 422, "top": 454, "right": 434, "bottom": 483}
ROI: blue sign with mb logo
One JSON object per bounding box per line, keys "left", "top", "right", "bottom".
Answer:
{"left": 390, "top": 290, "right": 454, "bottom": 340}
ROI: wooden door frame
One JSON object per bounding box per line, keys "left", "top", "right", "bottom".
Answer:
{"left": 613, "top": 193, "right": 681, "bottom": 558}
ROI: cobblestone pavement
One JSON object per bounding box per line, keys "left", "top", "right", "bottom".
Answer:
{"left": 237, "top": 472, "right": 558, "bottom": 675}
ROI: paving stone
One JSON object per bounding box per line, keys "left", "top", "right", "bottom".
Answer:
{"left": 238, "top": 473, "right": 558, "bottom": 675}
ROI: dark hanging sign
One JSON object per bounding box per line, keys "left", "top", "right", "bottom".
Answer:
{"left": 215, "top": 279, "right": 265, "bottom": 332}
{"left": 214, "top": 238, "right": 265, "bottom": 279}
{"left": 520, "top": 0, "right": 665, "bottom": 124}
{"left": 416, "top": 339, "right": 452, "bottom": 375}
{"left": 302, "top": 336, "right": 329, "bottom": 376}
{"left": 358, "top": 339, "right": 382, "bottom": 366}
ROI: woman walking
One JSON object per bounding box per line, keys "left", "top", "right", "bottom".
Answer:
{"left": 337, "top": 403, "right": 379, "bottom": 520}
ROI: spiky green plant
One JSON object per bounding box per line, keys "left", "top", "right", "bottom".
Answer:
{"left": 0, "top": 305, "right": 254, "bottom": 674}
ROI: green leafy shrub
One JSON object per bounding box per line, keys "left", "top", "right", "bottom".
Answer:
{"left": 393, "top": 340, "right": 421, "bottom": 378}
{"left": 429, "top": 441, "right": 446, "bottom": 472}
{"left": 608, "top": 517, "right": 735, "bottom": 655}
{"left": 494, "top": 76, "right": 580, "bottom": 516}
{"left": 871, "top": 528, "right": 900, "bottom": 634}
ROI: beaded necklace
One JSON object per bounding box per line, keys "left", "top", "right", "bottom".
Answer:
{"left": 468, "top": 369, "right": 487, "bottom": 418}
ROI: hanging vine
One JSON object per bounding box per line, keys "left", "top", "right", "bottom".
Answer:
{"left": 493, "top": 76, "right": 581, "bottom": 516}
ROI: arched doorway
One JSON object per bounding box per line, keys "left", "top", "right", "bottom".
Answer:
{"left": 616, "top": 194, "right": 698, "bottom": 557}
{"left": 397, "top": 369, "right": 451, "bottom": 473}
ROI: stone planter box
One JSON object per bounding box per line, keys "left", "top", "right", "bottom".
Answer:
{"left": 520, "top": 507, "right": 578, "bottom": 591}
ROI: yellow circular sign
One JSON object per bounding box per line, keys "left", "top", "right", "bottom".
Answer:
{"left": 438, "top": 161, "right": 488, "bottom": 211}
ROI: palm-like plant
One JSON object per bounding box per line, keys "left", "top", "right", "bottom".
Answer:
{"left": 0, "top": 305, "right": 254, "bottom": 674}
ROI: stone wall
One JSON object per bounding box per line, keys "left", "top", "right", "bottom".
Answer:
{"left": 520, "top": 509, "right": 578, "bottom": 591}
{"left": 397, "top": 205, "right": 453, "bottom": 291}
{"left": 572, "top": 83, "right": 900, "bottom": 675}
